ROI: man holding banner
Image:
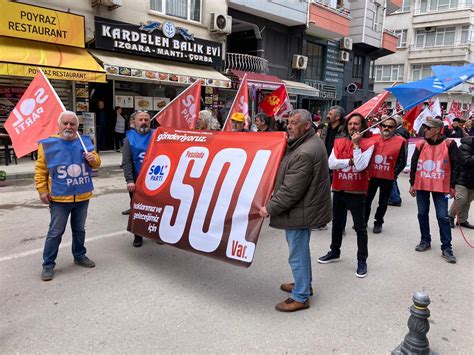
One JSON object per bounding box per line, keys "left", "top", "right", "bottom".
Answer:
{"left": 122, "top": 110, "right": 154, "bottom": 247}
{"left": 35, "top": 111, "right": 101, "bottom": 281}
{"left": 259, "top": 109, "right": 331, "bottom": 312}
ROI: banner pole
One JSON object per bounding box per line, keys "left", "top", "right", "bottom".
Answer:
{"left": 151, "top": 80, "right": 200, "bottom": 122}
{"left": 359, "top": 109, "right": 404, "bottom": 135}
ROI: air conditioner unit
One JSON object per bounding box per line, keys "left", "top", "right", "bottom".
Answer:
{"left": 292, "top": 55, "right": 308, "bottom": 70}
{"left": 210, "top": 13, "right": 232, "bottom": 34}
{"left": 339, "top": 51, "right": 350, "bottom": 62}
{"left": 91, "top": 0, "right": 122, "bottom": 8}
{"left": 340, "top": 37, "right": 353, "bottom": 51}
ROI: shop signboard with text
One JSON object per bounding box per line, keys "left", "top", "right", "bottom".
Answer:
{"left": 94, "top": 17, "right": 223, "bottom": 67}
{"left": 128, "top": 128, "right": 286, "bottom": 267}
{"left": 0, "top": 0, "right": 85, "bottom": 48}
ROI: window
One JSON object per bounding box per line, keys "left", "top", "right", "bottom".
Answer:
{"left": 375, "top": 64, "right": 404, "bottom": 82}
{"left": 150, "top": 0, "right": 201, "bottom": 22}
{"left": 415, "top": 27, "right": 455, "bottom": 48}
{"left": 419, "top": 0, "right": 459, "bottom": 13}
{"left": 412, "top": 64, "right": 432, "bottom": 81}
{"left": 396, "top": 0, "right": 411, "bottom": 12}
{"left": 394, "top": 29, "right": 408, "bottom": 48}
{"left": 353, "top": 55, "right": 364, "bottom": 79}
{"left": 462, "top": 25, "right": 473, "bottom": 43}
{"left": 305, "top": 42, "right": 324, "bottom": 81}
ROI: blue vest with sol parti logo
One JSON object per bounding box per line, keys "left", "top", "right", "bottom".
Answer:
{"left": 126, "top": 129, "right": 154, "bottom": 177}
{"left": 40, "top": 136, "right": 95, "bottom": 197}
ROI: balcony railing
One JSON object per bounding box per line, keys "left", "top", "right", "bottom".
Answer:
{"left": 414, "top": 1, "right": 473, "bottom": 15}
{"left": 312, "top": 0, "right": 351, "bottom": 19}
{"left": 409, "top": 40, "right": 473, "bottom": 51}
{"left": 222, "top": 53, "right": 269, "bottom": 73}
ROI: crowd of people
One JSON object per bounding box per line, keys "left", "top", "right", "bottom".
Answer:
{"left": 34, "top": 106, "right": 473, "bottom": 315}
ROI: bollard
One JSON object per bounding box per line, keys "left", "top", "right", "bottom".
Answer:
{"left": 392, "top": 292, "right": 437, "bottom": 355}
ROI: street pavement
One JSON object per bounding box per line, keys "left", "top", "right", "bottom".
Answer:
{"left": 0, "top": 171, "right": 473, "bottom": 353}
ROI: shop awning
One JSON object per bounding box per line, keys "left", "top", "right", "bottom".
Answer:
{"left": 283, "top": 80, "right": 320, "bottom": 97}
{"left": 89, "top": 50, "right": 231, "bottom": 89}
{"left": 0, "top": 37, "right": 106, "bottom": 83}
{"left": 230, "top": 69, "right": 284, "bottom": 90}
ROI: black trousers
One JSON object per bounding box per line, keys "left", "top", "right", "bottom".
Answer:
{"left": 365, "top": 178, "right": 394, "bottom": 226}
{"left": 330, "top": 191, "right": 368, "bottom": 261}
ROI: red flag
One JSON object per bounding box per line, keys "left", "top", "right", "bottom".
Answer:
{"left": 222, "top": 74, "right": 249, "bottom": 131}
{"left": 448, "top": 100, "right": 457, "bottom": 116}
{"left": 259, "top": 85, "right": 287, "bottom": 117}
{"left": 155, "top": 80, "right": 201, "bottom": 129}
{"left": 345, "top": 90, "right": 389, "bottom": 119}
{"left": 4, "top": 70, "right": 65, "bottom": 158}
{"left": 395, "top": 101, "right": 402, "bottom": 113}
{"left": 274, "top": 93, "right": 293, "bottom": 122}
{"left": 402, "top": 104, "right": 423, "bottom": 133}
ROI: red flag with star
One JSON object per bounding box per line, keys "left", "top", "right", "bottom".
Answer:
{"left": 259, "top": 85, "right": 287, "bottom": 117}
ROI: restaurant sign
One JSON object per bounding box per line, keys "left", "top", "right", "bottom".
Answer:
{"left": 94, "top": 17, "right": 223, "bottom": 67}
{"left": 0, "top": 0, "right": 85, "bottom": 48}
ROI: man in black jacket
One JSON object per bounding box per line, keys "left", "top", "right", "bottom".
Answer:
{"left": 388, "top": 115, "right": 410, "bottom": 207}
{"left": 449, "top": 136, "right": 474, "bottom": 229}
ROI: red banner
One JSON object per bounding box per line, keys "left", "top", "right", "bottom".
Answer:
{"left": 260, "top": 85, "right": 287, "bottom": 117}
{"left": 345, "top": 90, "right": 389, "bottom": 119}
{"left": 128, "top": 128, "right": 287, "bottom": 267}
{"left": 4, "top": 70, "right": 65, "bottom": 158}
{"left": 223, "top": 74, "right": 249, "bottom": 131}
{"left": 155, "top": 80, "right": 201, "bottom": 129}
{"left": 403, "top": 104, "right": 423, "bottom": 133}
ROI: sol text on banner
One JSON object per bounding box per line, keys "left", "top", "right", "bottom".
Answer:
{"left": 128, "top": 128, "right": 287, "bottom": 267}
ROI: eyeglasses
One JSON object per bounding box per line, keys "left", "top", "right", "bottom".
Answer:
{"left": 422, "top": 125, "right": 434, "bottom": 131}
{"left": 381, "top": 124, "right": 395, "bottom": 129}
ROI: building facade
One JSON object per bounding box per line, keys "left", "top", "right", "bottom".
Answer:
{"left": 374, "top": 0, "right": 474, "bottom": 114}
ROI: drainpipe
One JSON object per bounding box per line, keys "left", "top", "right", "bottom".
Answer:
{"left": 362, "top": 0, "right": 368, "bottom": 43}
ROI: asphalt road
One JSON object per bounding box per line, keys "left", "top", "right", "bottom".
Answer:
{"left": 0, "top": 171, "right": 473, "bottom": 353}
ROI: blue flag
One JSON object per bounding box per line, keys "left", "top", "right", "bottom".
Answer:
{"left": 386, "top": 63, "right": 474, "bottom": 111}
{"left": 386, "top": 76, "right": 445, "bottom": 110}
{"left": 431, "top": 63, "right": 474, "bottom": 90}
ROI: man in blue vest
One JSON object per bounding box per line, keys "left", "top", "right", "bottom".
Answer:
{"left": 122, "top": 110, "right": 154, "bottom": 247}
{"left": 35, "top": 111, "right": 101, "bottom": 281}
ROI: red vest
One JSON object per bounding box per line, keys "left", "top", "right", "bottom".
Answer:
{"left": 332, "top": 137, "right": 373, "bottom": 192}
{"left": 414, "top": 140, "right": 451, "bottom": 193}
{"left": 370, "top": 135, "right": 405, "bottom": 180}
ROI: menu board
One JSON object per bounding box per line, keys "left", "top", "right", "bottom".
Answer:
{"left": 75, "top": 83, "right": 89, "bottom": 112}
{"left": 134, "top": 96, "right": 153, "bottom": 110}
{"left": 116, "top": 95, "right": 134, "bottom": 108}
{"left": 80, "top": 112, "right": 96, "bottom": 149}
{"left": 153, "top": 97, "right": 170, "bottom": 111}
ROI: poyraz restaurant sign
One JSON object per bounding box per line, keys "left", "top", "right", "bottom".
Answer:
{"left": 94, "top": 17, "right": 223, "bottom": 67}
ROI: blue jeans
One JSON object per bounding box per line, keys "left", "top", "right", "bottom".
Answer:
{"left": 285, "top": 228, "right": 312, "bottom": 303}
{"left": 43, "top": 200, "right": 89, "bottom": 267}
{"left": 389, "top": 179, "right": 401, "bottom": 204}
{"left": 416, "top": 191, "right": 452, "bottom": 250}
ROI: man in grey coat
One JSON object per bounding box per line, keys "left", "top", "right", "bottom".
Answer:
{"left": 259, "top": 109, "right": 332, "bottom": 312}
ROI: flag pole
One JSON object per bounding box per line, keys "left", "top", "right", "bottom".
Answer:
{"left": 222, "top": 74, "right": 247, "bottom": 131}
{"left": 362, "top": 81, "right": 397, "bottom": 120}
{"left": 151, "top": 80, "right": 200, "bottom": 122}
{"left": 359, "top": 109, "right": 404, "bottom": 135}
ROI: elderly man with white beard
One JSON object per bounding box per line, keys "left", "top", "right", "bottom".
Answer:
{"left": 364, "top": 116, "right": 407, "bottom": 234}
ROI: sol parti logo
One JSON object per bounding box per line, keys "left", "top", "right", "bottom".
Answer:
{"left": 145, "top": 155, "right": 171, "bottom": 191}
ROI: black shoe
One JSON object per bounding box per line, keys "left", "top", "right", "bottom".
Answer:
{"left": 449, "top": 216, "right": 455, "bottom": 229}
{"left": 415, "top": 242, "right": 431, "bottom": 252}
{"left": 388, "top": 201, "right": 402, "bottom": 207}
{"left": 122, "top": 208, "right": 131, "bottom": 215}
{"left": 318, "top": 251, "right": 340, "bottom": 264}
{"left": 442, "top": 249, "right": 456, "bottom": 264}
{"left": 356, "top": 261, "right": 367, "bottom": 278}
{"left": 41, "top": 266, "right": 54, "bottom": 281}
{"left": 460, "top": 221, "right": 474, "bottom": 229}
{"left": 133, "top": 236, "right": 143, "bottom": 247}
{"left": 74, "top": 257, "right": 95, "bottom": 268}
{"left": 373, "top": 224, "right": 382, "bottom": 234}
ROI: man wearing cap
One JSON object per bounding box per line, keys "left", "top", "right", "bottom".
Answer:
{"left": 365, "top": 116, "right": 407, "bottom": 234}
{"left": 230, "top": 112, "right": 248, "bottom": 132}
{"left": 122, "top": 111, "right": 154, "bottom": 247}
{"left": 259, "top": 109, "right": 331, "bottom": 312}
{"left": 409, "top": 118, "right": 460, "bottom": 263}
